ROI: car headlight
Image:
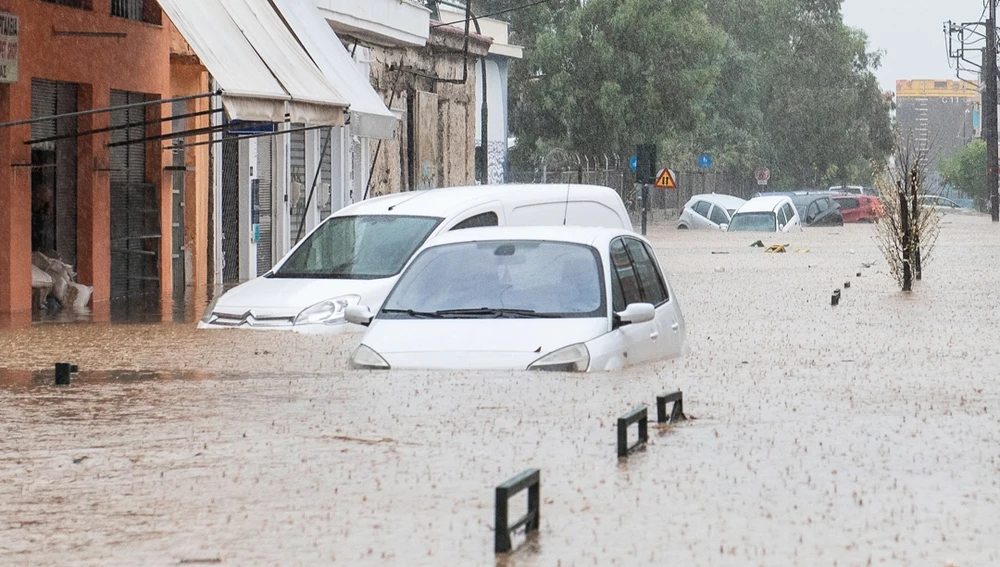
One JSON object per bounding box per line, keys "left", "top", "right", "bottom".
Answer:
{"left": 200, "top": 293, "right": 224, "bottom": 324}
{"left": 294, "top": 295, "right": 361, "bottom": 325}
{"left": 351, "top": 344, "right": 390, "bottom": 370}
{"left": 527, "top": 343, "right": 590, "bottom": 372}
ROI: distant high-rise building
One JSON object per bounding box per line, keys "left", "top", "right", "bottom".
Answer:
{"left": 895, "top": 79, "right": 980, "bottom": 182}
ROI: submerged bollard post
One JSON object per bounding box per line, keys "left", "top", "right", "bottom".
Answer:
{"left": 55, "top": 362, "right": 71, "bottom": 385}
{"left": 656, "top": 391, "right": 687, "bottom": 423}
{"left": 844, "top": 281, "right": 851, "bottom": 289}
{"left": 495, "top": 468, "right": 541, "bottom": 554}
{"left": 831, "top": 289, "right": 841, "bottom": 306}
{"left": 617, "top": 406, "right": 649, "bottom": 458}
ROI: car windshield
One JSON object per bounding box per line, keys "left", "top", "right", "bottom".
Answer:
{"left": 728, "top": 212, "right": 776, "bottom": 232}
{"left": 271, "top": 215, "right": 442, "bottom": 279}
{"left": 382, "top": 240, "right": 606, "bottom": 318}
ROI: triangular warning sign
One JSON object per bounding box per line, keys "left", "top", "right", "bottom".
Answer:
{"left": 654, "top": 168, "right": 677, "bottom": 189}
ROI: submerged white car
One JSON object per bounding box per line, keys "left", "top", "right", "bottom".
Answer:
{"left": 346, "top": 226, "right": 689, "bottom": 371}
{"left": 727, "top": 195, "right": 803, "bottom": 233}
{"left": 677, "top": 193, "right": 747, "bottom": 230}
{"left": 199, "top": 184, "right": 633, "bottom": 332}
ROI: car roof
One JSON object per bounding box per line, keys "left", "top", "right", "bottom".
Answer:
{"left": 419, "top": 225, "right": 634, "bottom": 249}
{"left": 690, "top": 193, "right": 746, "bottom": 208}
{"left": 332, "top": 184, "right": 622, "bottom": 219}
{"left": 735, "top": 195, "right": 789, "bottom": 213}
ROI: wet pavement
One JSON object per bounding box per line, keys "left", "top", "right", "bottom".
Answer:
{"left": 2, "top": 213, "right": 999, "bottom": 566}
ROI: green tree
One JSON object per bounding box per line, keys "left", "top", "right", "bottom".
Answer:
{"left": 509, "top": 0, "right": 726, "bottom": 167}
{"left": 940, "top": 139, "right": 987, "bottom": 203}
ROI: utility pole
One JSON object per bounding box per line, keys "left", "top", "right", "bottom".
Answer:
{"left": 987, "top": 2, "right": 999, "bottom": 222}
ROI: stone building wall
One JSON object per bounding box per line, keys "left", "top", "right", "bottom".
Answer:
{"left": 365, "top": 25, "right": 490, "bottom": 196}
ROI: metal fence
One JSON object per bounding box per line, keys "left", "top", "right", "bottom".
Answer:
{"left": 511, "top": 154, "right": 761, "bottom": 223}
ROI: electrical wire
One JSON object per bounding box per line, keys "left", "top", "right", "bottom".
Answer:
{"left": 430, "top": 0, "right": 556, "bottom": 28}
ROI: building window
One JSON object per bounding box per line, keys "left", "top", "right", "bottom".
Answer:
{"left": 40, "top": 0, "right": 92, "bottom": 9}
{"left": 111, "top": 0, "right": 161, "bottom": 25}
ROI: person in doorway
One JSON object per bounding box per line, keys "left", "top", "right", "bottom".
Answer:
{"left": 31, "top": 185, "right": 54, "bottom": 252}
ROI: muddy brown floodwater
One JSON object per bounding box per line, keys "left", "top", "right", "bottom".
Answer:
{"left": 2, "top": 214, "right": 999, "bottom": 566}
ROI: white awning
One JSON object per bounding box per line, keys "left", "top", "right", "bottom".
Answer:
{"left": 272, "top": 0, "right": 397, "bottom": 139}
{"left": 159, "top": 0, "right": 349, "bottom": 126}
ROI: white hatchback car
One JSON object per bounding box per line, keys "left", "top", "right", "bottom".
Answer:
{"left": 677, "top": 193, "right": 747, "bottom": 230}
{"left": 346, "top": 226, "right": 689, "bottom": 372}
{"left": 727, "top": 195, "right": 803, "bottom": 233}
{"left": 199, "top": 184, "right": 633, "bottom": 332}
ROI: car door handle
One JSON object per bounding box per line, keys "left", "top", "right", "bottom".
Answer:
{"left": 650, "top": 331, "right": 659, "bottom": 340}
{"left": 670, "top": 323, "right": 680, "bottom": 331}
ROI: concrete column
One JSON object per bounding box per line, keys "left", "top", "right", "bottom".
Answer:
{"left": 0, "top": 81, "right": 33, "bottom": 323}
{"left": 76, "top": 85, "right": 111, "bottom": 322}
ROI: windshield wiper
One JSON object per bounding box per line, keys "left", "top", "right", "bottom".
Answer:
{"left": 432, "top": 307, "right": 560, "bottom": 318}
{"left": 381, "top": 308, "right": 444, "bottom": 318}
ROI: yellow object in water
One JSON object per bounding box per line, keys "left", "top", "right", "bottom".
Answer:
{"left": 765, "top": 245, "right": 786, "bottom": 253}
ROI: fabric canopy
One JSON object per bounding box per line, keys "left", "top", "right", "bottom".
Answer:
{"left": 272, "top": 0, "right": 398, "bottom": 139}
{"left": 159, "top": 0, "right": 349, "bottom": 126}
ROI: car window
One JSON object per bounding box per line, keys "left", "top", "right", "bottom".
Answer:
{"left": 776, "top": 206, "right": 787, "bottom": 227}
{"left": 807, "top": 201, "right": 820, "bottom": 220}
{"left": 624, "top": 238, "right": 668, "bottom": 305}
{"left": 835, "top": 197, "right": 860, "bottom": 209}
{"left": 818, "top": 198, "right": 830, "bottom": 211}
{"left": 451, "top": 211, "right": 499, "bottom": 230}
{"left": 383, "top": 240, "right": 605, "bottom": 317}
{"left": 709, "top": 205, "right": 729, "bottom": 225}
{"left": 782, "top": 203, "right": 796, "bottom": 222}
{"left": 610, "top": 238, "right": 643, "bottom": 311}
{"left": 273, "top": 215, "right": 442, "bottom": 279}
{"left": 692, "top": 200, "right": 711, "bottom": 217}
{"left": 728, "top": 212, "right": 776, "bottom": 232}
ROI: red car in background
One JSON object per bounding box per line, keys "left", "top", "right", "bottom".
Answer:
{"left": 833, "top": 194, "right": 883, "bottom": 223}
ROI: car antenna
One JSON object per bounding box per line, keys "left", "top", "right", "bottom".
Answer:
{"left": 562, "top": 183, "right": 571, "bottom": 225}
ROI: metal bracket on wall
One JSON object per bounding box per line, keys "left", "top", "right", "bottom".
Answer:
{"left": 52, "top": 27, "right": 127, "bottom": 39}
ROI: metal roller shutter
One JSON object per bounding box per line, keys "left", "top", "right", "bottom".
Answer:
{"left": 220, "top": 136, "right": 240, "bottom": 284}
{"left": 109, "top": 90, "right": 158, "bottom": 310}
{"left": 289, "top": 124, "right": 306, "bottom": 244}
{"left": 256, "top": 136, "right": 273, "bottom": 275}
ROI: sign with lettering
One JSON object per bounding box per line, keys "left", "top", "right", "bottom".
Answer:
{"left": 0, "top": 12, "right": 18, "bottom": 84}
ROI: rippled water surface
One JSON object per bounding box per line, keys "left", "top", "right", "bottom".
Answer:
{"left": 2, "top": 216, "right": 999, "bottom": 566}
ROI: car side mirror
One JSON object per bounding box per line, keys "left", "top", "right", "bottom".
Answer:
{"left": 613, "top": 303, "right": 655, "bottom": 328}
{"left": 344, "top": 305, "right": 374, "bottom": 326}
{"left": 719, "top": 223, "right": 728, "bottom": 231}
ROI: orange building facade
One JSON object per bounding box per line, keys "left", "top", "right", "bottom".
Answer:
{"left": 0, "top": 0, "right": 209, "bottom": 324}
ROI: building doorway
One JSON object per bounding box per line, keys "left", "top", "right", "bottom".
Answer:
{"left": 30, "top": 78, "right": 78, "bottom": 267}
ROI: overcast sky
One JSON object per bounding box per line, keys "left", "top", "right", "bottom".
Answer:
{"left": 842, "top": 0, "right": 986, "bottom": 92}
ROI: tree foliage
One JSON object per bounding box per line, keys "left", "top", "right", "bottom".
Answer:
{"left": 504, "top": 0, "right": 894, "bottom": 187}
{"left": 940, "top": 139, "right": 987, "bottom": 203}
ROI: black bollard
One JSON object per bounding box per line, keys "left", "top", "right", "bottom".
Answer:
{"left": 831, "top": 289, "right": 841, "bottom": 306}
{"left": 844, "top": 281, "right": 851, "bottom": 289}
{"left": 55, "top": 363, "right": 72, "bottom": 385}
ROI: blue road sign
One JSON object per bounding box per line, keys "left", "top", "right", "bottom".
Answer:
{"left": 629, "top": 155, "right": 638, "bottom": 172}
{"left": 699, "top": 153, "right": 713, "bottom": 169}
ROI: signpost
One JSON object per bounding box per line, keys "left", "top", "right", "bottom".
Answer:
{"left": 698, "top": 153, "right": 713, "bottom": 169}
{"left": 755, "top": 167, "right": 771, "bottom": 186}
{"left": 0, "top": 12, "right": 19, "bottom": 84}
{"left": 629, "top": 155, "right": 638, "bottom": 172}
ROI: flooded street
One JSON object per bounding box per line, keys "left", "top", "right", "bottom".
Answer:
{"left": 2, "top": 215, "right": 999, "bottom": 566}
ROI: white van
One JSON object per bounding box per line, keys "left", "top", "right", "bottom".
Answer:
{"left": 199, "top": 184, "right": 633, "bottom": 332}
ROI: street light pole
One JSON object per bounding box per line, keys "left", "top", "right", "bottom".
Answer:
{"left": 986, "top": 1, "right": 999, "bottom": 221}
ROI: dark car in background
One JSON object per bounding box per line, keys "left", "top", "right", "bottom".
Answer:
{"left": 833, "top": 194, "right": 883, "bottom": 223}
{"left": 789, "top": 193, "right": 843, "bottom": 227}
